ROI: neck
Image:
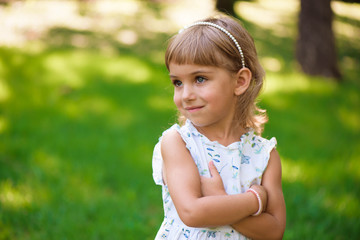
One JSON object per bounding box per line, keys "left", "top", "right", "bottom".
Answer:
{"left": 194, "top": 120, "right": 246, "bottom": 147}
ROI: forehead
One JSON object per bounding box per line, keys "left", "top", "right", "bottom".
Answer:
{"left": 168, "top": 63, "right": 234, "bottom": 81}
{"left": 169, "top": 63, "right": 217, "bottom": 76}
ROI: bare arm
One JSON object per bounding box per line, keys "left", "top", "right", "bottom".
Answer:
{"left": 231, "top": 149, "right": 286, "bottom": 240}
{"left": 161, "top": 129, "right": 260, "bottom": 228}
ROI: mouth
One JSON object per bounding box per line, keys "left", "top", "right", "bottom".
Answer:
{"left": 185, "top": 106, "right": 204, "bottom": 113}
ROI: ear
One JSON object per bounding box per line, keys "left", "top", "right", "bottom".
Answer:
{"left": 234, "top": 68, "right": 252, "bottom": 96}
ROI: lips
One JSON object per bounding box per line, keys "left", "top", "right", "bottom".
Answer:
{"left": 185, "top": 106, "right": 204, "bottom": 112}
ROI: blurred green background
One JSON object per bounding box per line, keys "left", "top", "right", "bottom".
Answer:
{"left": 0, "top": 0, "right": 359, "bottom": 239}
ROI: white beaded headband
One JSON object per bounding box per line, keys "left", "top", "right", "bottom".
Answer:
{"left": 179, "top": 21, "right": 246, "bottom": 68}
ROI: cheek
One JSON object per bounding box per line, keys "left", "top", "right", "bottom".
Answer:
{"left": 206, "top": 89, "right": 234, "bottom": 108}
{"left": 173, "top": 92, "right": 181, "bottom": 108}
{"left": 201, "top": 89, "right": 217, "bottom": 102}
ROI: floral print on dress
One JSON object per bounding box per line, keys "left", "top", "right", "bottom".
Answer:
{"left": 152, "top": 120, "right": 277, "bottom": 240}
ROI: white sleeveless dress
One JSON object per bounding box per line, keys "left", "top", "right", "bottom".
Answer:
{"left": 152, "top": 120, "right": 277, "bottom": 239}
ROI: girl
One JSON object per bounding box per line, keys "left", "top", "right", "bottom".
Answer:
{"left": 152, "top": 15, "right": 286, "bottom": 239}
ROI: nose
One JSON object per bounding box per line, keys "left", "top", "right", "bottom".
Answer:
{"left": 182, "top": 84, "right": 196, "bottom": 101}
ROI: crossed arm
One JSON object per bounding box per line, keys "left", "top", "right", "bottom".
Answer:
{"left": 229, "top": 149, "right": 286, "bottom": 239}
{"left": 200, "top": 147, "right": 286, "bottom": 239}
{"left": 161, "top": 129, "right": 286, "bottom": 238}
{"left": 161, "top": 129, "right": 260, "bottom": 227}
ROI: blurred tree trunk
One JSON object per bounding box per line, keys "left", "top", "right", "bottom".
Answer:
{"left": 216, "top": 0, "right": 236, "bottom": 16}
{"left": 0, "top": 0, "right": 14, "bottom": 6}
{"left": 296, "top": 0, "right": 342, "bottom": 80}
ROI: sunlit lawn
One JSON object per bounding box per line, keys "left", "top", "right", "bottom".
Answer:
{"left": 0, "top": 0, "right": 359, "bottom": 239}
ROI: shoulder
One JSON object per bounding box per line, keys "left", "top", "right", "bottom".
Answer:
{"left": 160, "top": 127, "right": 190, "bottom": 159}
{"left": 242, "top": 131, "right": 277, "bottom": 149}
{"left": 160, "top": 126, "right": 199, "bottom": 183}
{"left": 242, "top": 131, "right": 277, "bottom": 152}
{"left": 249, "top": 132, "right": 276, "bottom": 146}
{"left": 152, "top": 123, "right": 191, "bottom": 186}
{"left": 160, "top": 120, "right": 196, "bottom": 150}
{"left": 161, "top": 128, "right": 185, "bottom": 149}
{"left": 241, "top": 132, "right": 278, "bottom": 172}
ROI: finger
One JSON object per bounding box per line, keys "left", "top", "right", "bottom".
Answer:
{"left": 208, "top": 161, "right": 220, "bottom": 178}
{"left": 200, "top": 176, "right": 209, "bottom": 183}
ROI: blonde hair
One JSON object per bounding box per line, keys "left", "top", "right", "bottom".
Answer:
{"left": 165, "top": 15, "right": 267, "bottom": 135}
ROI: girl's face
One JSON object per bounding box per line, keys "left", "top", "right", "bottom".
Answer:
{"left": 169, "top": 63, "right": 239, "bottom": 129}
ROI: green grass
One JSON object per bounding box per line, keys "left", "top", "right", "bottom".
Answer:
{"left": 0, "top": 1, "right": 359, "bottom": 239}
{"left": 0, "top": 33, "right": 176, "bottom": 238}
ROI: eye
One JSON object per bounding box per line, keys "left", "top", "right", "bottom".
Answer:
{"left": 196, "top": 76, "right": 207, "bottom": 84}
{"left": 172, "top": 79, "right": 182, "bottom": 87}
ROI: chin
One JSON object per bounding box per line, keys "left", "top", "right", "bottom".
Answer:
{"left": 187, "top": 118, "right": 211, "bottom": 128}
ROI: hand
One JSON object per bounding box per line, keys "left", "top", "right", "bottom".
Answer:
{"left": 200, "top": 161, "right": 227, "bottom": 196}
{"left": 249, "top": 185, "right": 268, "bottom": 213}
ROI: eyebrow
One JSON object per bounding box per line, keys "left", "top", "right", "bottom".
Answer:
{"left": 169, "top": 70, "right": 214, "bottom": 78}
